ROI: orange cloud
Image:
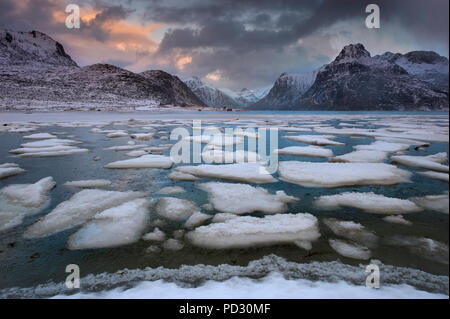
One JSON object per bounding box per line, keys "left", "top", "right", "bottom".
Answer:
{"left": 176, "top": 56, "right": 192, "bottom": 70}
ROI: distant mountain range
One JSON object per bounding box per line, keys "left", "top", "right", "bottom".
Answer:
{"left": 0, "top": 29, "right": 448, "bottom": 110}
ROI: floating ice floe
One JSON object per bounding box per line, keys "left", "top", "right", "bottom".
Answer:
{"left": 63, "top": 179, "right": 112, "bottom": 188}
{"left": 278, "top": 162, "right": 411, "bottom": 188}
{"left": 156, "top": 197, "right": 200, "bottom": 221}
{"left": 24, "top": 189, "right": 145, "bottom": 238}
{"left": 105, "top": 144, "right": 147, "bottom": 151}
{"left": 354, "top": 141, "right": 410, "bottom": 153}
{"left": 107, "top": 131, "right": 129, "bottom": 138}
{"left": 330, "top": 150, "right": 388, "bottom": 163}
{"left": 323, "top": 218, "right": 378, "bottom": 248}
{"left": 315, "top": 192, "right": 422, "bottom": 214}
{"left": 275, "top": 146, "right": 333, "bottom": 158}
{"left": 201, "top": 150, "right": 261, "bottom": 164}
{"left": 382, "top": 215, "right": 412, "bottom": 226}
{"left": 196, "top": 182, "right": 298, "bottom": 215}
{"left": 23, "top": 133, "right": 57, "bottom": 139}
{"left": 186, "top": 213, "right": 320, "bottom": 250}
{"left": 416, "top": 171, "right": 449, "bottom": 183}
{"left": 167, "top": 171, "right": 200, "bottom": 181}
{"left": 125, "top": 150, "right": 148, "bottom": 157}
{"left": 67, "top": 198, "right": 151, "bottom": 250}
{"left": 130, "top": 133, "right": 153, "bottom": 140}
{"left": 162, "top": 239, "right": 184, "bottom": 251}
{"left": 384, "top": 236, "right": 449, "bottom": 265}
{"left": 12, "top": 138, "right": 88, "bottom": 157}
{"left": 411, "top": 194, "right": 449, "bottom": 214}
{"left": 142, "top": 227, "right": 166, "bottom": 242}
{"left": 0, "top": 163, "right": 25, "bottom": 180}
{"left": 0, "top": 177, "right": 55, "bottom": 231}
{"left": 328, "top": 239, "right": 371, "bottom": 260}
{"left": 174, "top": 163, "right": 276, "bottom": 184}
{"left": 20, "top": 139, "right": 80, "bottom": 148}
{"left": 156, "top": 186, "right": 185, "bottom": 194}
{"left": 211, "top": 213, "right": 238, "bottom": 223}
{"left": 284, "top": 135, "right": 344, "bottom": 146}
{"left": 184, "top": 212, "right": 212, "bottom": 228}
{"left": 104, "top": 155, "right": 173, "bottom": 169}
{"left": 391, "top": 153, "right": 449, "bottom": 173}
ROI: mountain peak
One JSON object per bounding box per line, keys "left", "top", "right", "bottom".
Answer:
{"left": 333, "top": 43, "right": 371, "bottom": 64}
{"left": 0, "top": 29, "right": 78, "bottom": 67}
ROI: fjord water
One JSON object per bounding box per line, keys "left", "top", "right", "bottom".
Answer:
{"left": 0, "top": 111, "right": 448, "bottom": 297}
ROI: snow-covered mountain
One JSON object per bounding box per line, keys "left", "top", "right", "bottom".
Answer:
{"left": 253, "top": 70, "right": 320, "bottom": 108}
{"left": 0, "top": 30, "right": 77, "bottom": 67}
{"left": 298, "top": 44, "right": 448, "bottom": 110}
{"left": 220, "top": 87, "right": 271, "bottom": 106}
{"left": 183, "top": 76, "right": 239, "bottom": 108}
{"left": 253, "top": 43, "right": 448, "bottom": 110}
{"left": 0, "top": 30, "right": 205, "bottom": 110}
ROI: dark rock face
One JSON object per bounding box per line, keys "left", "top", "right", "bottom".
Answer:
{"left": 183, "top": 76, "right": 238, "bottom": 108}
{"left": 139, "top": 70, "right": 206, "bottom": 107}
{"left": 298, "top": 44, "right": 448, "bottom": 110}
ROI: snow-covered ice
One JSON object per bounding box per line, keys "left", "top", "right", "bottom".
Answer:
{"left": 196, "top": 182, "right": 298, "bottom": 215}
{"left": 24, "top": 189, "right": 145, "bottom": 238}
{"left": 186, "top": 214, "right": 320, "bottom": 250}
{"left": 174, "top": 163, "right": 276, "bottom": 183}
{"left": 63, "top": 179, "right": 112, "bottom": 188}
{"left": 278, "top": 162, "right": 411, "bottom": 188}
{"left": 391, "top": 153, "right": 449, "bottom": 172}
{"left": 330, "top": 150, "right": 388, "bottom": 163}
{"left": 328, "top": 239, "right": 371, "bottom": 260}
{"left": 104, "top": 155, "right": 173, "bottom": 169}
{"left": 275, "top": 146, "right": 333, "bottom": 158}
{"left": 284, "top": 135, "right": 344, "bottom": 146}
{"left": 67, "top": 198, "right": 151, "bottom": 250}
{"left": 315, "top": 192, "right": 422, "bottom": 214}
{"left": 156, "top": 197, "right": 200, "bottom": 221}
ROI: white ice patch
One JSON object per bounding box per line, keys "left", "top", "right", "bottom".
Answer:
{"left": 156, "top": 186, "right": 185, "bottom": 194}
{"left": 186, "top": 214, "right": 320, "bottom": 250}
{"left": 20, "top": 139, "right": 80, "bottom": 148}
{"left": 354, "top": 141, "right": 410, "bottom": 153}
{"left": 416, "top": 171, "right": 449, "bottom": 183}
{"left": 184, "top": 212, "right": 212, "bottom": 229}
{"left": 167, "top": 171, "right": 200, "bottom": 181}
{"left": 104, "top": 155, "right": 173, "bottom": 169}
{"left": 0, "top": 177, "right": 55, "bottom": 232}
{"left": 130, "top": 133, "right": 153, "bottom": 140}
{"left": 24, "top": 189, "right": 145, "bottom": 238}
{"left": 411, "top": 194, "right": 449, "bottom": 214}
{"left": 196, "top": 182, "right": 298, "bottom": 215}
{"left": 107, "top": 131, "right": 129, "bottom": 138}
{"left": 315, "top": 192, "right": 422, "bottom": 215}
{"left": 162, "top": 239, "right": 184, "bottom": 251}
{"left": 125, "top": 150, "right": 148, "bottom": 157}
{"left": 201, "top": 150, "right": 261, "bottom": 164}
{"left": 105, "top": 144, "right": 147, "bottom": 151}
{"left": 174, "top": 163, "right": 276, "bottom": 184}
{"left": 284, "top": 135, "right": 344, "bottom": 146}
{"left": 330, "top": 150, "right": 388, "bottom": 163}
{"left": 323, "top": 218, "right": 378, "bottom": 248}
{"left": 211, "top": 213, "right": 238, "bottom": 223}
{"left": 23, "top": 133, "right": 57, "bottom": 139}
{"left": 275, "top": 146, "right": 333, "bottom": 158}
{"left": 156, "top": 197, "right": 200, "bottom": 221}
{"left": 142, "top": 227, "right": 166, "bottom": 242}
{"left": 67, "top": 198, "right": 151, "bottom": 250}
{"left": 63, "top": 180, "right": 112, "bottom": 188}
{"left": 391, "top": 153, "right": 449, "bottom": 173}
{"left": 0, "top": 164, "right": 25, "bottom": 180}
{"left": 383, "top": 215, "right": 412, "bottom": 226}
{"left": 278, "top": 162, "right": 411, "bottom": 188}
{"left": 328, "top": 239, "right": 371, "bottom": 260}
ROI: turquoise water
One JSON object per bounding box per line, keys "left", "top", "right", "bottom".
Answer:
{"left": 0, "top": 112, "right": 448, "bottom": 296}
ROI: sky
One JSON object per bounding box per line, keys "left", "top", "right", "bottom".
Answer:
{"left": 1, "top": 0, "right": 448, "bottom": 91}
